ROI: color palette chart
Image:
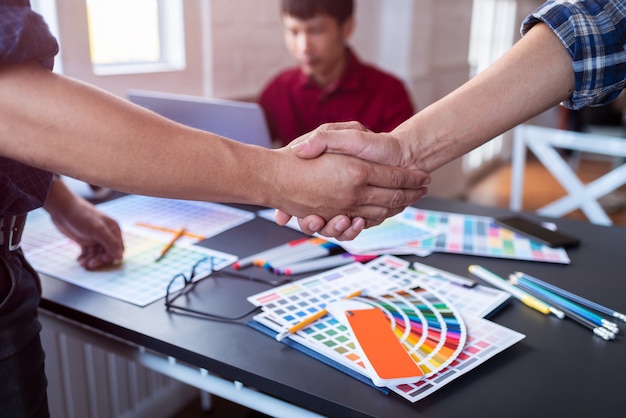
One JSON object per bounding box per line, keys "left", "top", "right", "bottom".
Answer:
{"left": 398, "top": 207, "right": 570, "bottom": 264}
{"left": 94, "top": 195, "right": 255, "bottom": 242}
{"left": 21, "top": 196, "right": 248, "bottom": 306}
{"left": 371, "top": 256, "right": 511, "bottom": 318}
{"left": 25, "top": 228, "right": 237, "bottom": 306}
{"left": 248, "top": 258, "right": 525, "bottom": 402}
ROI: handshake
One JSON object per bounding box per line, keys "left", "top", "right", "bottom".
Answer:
{"left": 271, "top": 121, "right": 431, "bottom": 241}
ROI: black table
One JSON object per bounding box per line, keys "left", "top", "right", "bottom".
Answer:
{"left": 38, "top": 197, "right": 626, "bottom": 417}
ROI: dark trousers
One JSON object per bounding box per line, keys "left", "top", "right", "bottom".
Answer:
{"left": 0, "top": 249, "right": 49, "bottom": 418}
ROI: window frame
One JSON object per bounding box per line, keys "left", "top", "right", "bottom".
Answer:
{"left": 86, "top": 0, "right": 186, "bottom": 76}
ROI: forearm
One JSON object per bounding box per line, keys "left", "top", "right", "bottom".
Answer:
{"left": 0, "top": 61, "right": 274, "bottom": 206}
{"left": 43, "top": 175, "right": 84, "bottom": 217}
{"left": 394, "top": 23, "right": 575, "bottom": 173}
{"left": 1, "top": 62, "right": 428, "bottom": 224}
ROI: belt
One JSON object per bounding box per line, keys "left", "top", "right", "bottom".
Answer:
{"left": 1, "top": 214, "right": 27, "bottom": 252}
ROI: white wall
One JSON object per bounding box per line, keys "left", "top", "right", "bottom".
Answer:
{"left": 53, "top": 0, "right": 480, "bottom": 197}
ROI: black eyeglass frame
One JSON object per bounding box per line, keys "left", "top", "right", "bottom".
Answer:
{"left": 164, "top": 256, "right": 262, "bottom": 322}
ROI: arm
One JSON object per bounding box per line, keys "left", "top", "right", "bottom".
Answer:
{"left": 0, "top": 62, "right": 428, "bottom": 231}
{"left": 290, "top": 23, "right": 575, "bottom": 172}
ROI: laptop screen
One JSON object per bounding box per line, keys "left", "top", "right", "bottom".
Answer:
{"left": 127, "top": 89, "right": 272, "bottom": 148}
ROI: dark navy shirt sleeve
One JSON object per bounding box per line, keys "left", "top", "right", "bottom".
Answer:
{"left": 0, "top": 0, "right": 58, "bottom": 215}
{"left": 0, "top": 1, "right": 59, "bottom": 70}
{"left": 521, "top": 0, "right": 626, "bottom": 109}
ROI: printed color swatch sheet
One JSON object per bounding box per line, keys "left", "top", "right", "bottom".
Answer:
{"left": 257, "top": 207, "right": 570, "bottom": 263}
{"left": 248, "top": 256, "right": 525, "bottom": 403}
{"left": 21, "top": 196, "right": 247, "bottom": 306}
{"left": 399, "top": 207, "right": 570, "bottom": 263}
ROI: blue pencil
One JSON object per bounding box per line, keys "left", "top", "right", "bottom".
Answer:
{"left": 512, "top": 275, "right": 619, "bottom": 334}
{"left": 516, "top": 272, "right": 626, "bottom": 323}
{"left": 509, "top": 276, "right": 616, "bottom": 341}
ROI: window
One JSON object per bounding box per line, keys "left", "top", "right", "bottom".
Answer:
{"left": 85, "top": 0, "right": 185, "bottom": 75}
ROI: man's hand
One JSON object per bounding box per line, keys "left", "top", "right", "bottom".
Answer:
{"left": 44, "top": 178, "right": 124, "bottom": 270}
{"left": 273, "top": 122, "right": 428, "bottom": 240}
{"left": 290, "top": 121, "right": 415, "bottom": 168}
{"left": 274, "top": 211, "right": 367, "bottom": 241}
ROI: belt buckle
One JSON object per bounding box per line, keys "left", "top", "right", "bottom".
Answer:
{"left": 2, "top": 215, "right": 24, "bottom": 251}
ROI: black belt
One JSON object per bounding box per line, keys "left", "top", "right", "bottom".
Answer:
{"left": 1, "top": 214, "right": 27, "bottom": 252}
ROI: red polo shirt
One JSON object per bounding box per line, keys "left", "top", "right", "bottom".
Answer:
{"left": 259, "top": 48, "right": 415, "bottom": 146}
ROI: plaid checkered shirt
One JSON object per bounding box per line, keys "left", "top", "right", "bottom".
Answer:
{"left": 523, "top": 0, "right": 626, "bottom": 110}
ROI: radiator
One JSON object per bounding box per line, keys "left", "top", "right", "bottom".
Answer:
{"left": 39, "top": 310, "right": 197, "bottom": 418}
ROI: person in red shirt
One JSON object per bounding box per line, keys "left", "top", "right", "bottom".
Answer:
{"left": 259, "top": 0, "right": 415, "bottom": 146}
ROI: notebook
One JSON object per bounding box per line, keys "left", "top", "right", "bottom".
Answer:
{"left": 127, "top": 89, "right": 272, "bottom": 148}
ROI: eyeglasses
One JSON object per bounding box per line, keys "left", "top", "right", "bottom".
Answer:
{"left": 164, "top": 256, "right": 262, "bottom": 321}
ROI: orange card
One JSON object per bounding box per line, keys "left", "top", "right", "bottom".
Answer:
{"left": 345, "top": 307, "right": 424, "bottom": 387}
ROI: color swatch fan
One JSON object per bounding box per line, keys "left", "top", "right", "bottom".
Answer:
{"left": 248, "top": 261, "right": 525, "bottom": 402}
{"left": 355, "top": 286, "right": 467, "bottom": 377}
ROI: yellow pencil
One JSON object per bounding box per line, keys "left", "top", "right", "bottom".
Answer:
{"left": 136, "top": 222, "right": 206, "bottom": 240}
{"left": 276, "top": 289, "right": 363, "bottom": 341}
{"left": 155, "top": 227, "right": 186, "bottom": 262}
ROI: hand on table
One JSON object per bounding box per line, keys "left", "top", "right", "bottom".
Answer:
{"left": 44, "top": 178, "right": 124, "bottom": 270}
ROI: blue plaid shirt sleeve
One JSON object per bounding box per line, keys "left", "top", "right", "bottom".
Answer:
{"left": 522, "top": 0, "right": 626, "bottom": 110}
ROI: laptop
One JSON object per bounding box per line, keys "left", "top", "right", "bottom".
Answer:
{"left": 127, "top": 89, "right": 272, "bottom": 148}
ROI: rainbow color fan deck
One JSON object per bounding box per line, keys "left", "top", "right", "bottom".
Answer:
{"left": 247, "top": 256, "right": 524, "bottom": 403}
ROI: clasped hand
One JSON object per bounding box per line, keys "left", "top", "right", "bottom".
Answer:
{"left": 275, "top": 122, "right": 428, "bottom": 240}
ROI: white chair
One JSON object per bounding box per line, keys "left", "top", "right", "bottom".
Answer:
{"left": 510, "top": 124, "right": 626, "bottom": 225}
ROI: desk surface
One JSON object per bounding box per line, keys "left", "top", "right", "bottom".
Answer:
{"left": 39, "top": 197, "right": 626, "bottom": 417}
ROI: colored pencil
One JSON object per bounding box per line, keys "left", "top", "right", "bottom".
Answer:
{"left": 275, "top": 289, "right": 363, "bottom": 341}
{"left": 135, "top": 222, "right": 206, "bottom": 240}
{"left": 277, "top": 254, "right": 378, "bottom": 276}
{"left": 515, "top": 271, "right": 626, "bottom": 323}
{"left": 509, "top": 276, "right": 615, "bottom": 341}
{"left": 155, "top": 226, "right": 186, "bottom": 262}
{"left": 511, "top": 274, "right": 619, "bottom": 334}
{"left": 468, "top": 265, "right": 563, "bottom": 318}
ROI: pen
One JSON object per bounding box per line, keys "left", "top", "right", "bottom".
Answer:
{"left": 275, "top": 289, "right": 363, "bottom": 341}
{"left": 155, "top": 226, "right": 186, "bottom": 262}
{"left": 233, "top": 237, "right": 309, "bottom": 270}
{"left": 257, "top": 238, "right": 330, "bottom": 269}
{"left": 412, "top": 261, "right": 477, "bottom": 288}
{"left": 277, "top": 254, "right": 377, "bottom": 276}
{"left": 468, "top": 265, "right": 563, "bottom": 318}
{"left": 266, "top": 242, "right": 343, "bottom": 272}
{"left": 509, "top": 276, "right": 615, "bottom": 341}
{"left": 515, "top": 271, "right": 626, "bottom": 323}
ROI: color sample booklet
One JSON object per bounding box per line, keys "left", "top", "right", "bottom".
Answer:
{"left": 247, "top": 255, "right": 525, "bottom": 403}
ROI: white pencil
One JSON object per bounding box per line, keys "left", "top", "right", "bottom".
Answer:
{"left": 468, "top": 265, "right": 564, "bottom": 319}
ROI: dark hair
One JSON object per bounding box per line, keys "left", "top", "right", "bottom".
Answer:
{"left": 281, "top": 0, "right": 354, "bottom": 25}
